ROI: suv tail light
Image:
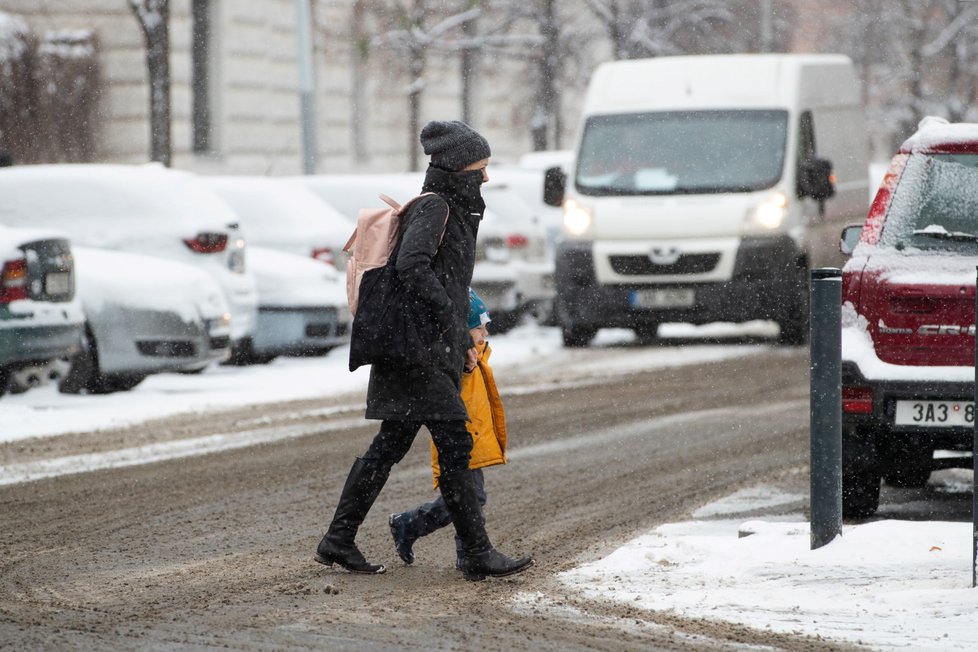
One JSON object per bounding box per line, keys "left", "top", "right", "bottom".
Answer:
{"left": 183, "top": 232, "right": 228, "bottom": 254}
{"left": 842, "top": 386, "right": 874, "bottom": 414}
{"left": 311, "top": 246, "right": 335, "bottom": 267}
{"left": 0, "top": 258, "right": 29, "bottom": 303}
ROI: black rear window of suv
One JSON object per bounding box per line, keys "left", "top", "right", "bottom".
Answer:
{"left": 881, "top": 153, "right": 978, "bottom": 252}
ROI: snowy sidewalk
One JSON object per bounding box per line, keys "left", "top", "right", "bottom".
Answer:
{"left": 545, "top": 482, "right": 978, "bottom": 651}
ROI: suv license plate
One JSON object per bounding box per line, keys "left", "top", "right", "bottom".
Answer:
{"left": 630, "top": 288, "right": 695, "bottom": 309}
{"left": 894, "top": 400, "right": 974, "bottom": 427}
{"left": 45, "top": 271, "right": 71, "bottom": 295}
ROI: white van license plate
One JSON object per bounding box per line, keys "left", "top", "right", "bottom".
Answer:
{"left": 630, "top": 288, "right": 695, "bottom": 309}
{"left": 894, "top": 400, "right": 974, "bottom": 427}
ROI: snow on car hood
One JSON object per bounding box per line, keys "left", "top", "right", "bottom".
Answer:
{"left": 247, "top": 246, "right": 346, "bottom": 308}
{"left": 73, "top": 246, "right": 230, "bottom": 323}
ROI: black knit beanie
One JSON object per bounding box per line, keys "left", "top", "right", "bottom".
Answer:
{"left": 420, "top": 120, "right": 491, "bottom": 172}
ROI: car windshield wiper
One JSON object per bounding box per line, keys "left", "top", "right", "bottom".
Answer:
{"left": 912, "top": 225, "right": 978, "bottom": 242}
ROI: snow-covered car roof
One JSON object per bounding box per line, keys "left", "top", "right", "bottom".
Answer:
{"left": 0, "top": 164, "right": 238, "bottom": 246}
{"left": 901, "top": 116, "right": 978, "bottom": 153}
{"left": 202, "top": 176, "right": 353, "bottom": 254}
{"left": 294, "top": 173, "right": 425, "bottom": 223}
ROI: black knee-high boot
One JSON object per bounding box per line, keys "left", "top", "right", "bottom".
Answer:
{"left": 438, "top": 469, "right": 533, "bottom": 581}
{"left": 315, "top": 457, "right": 391, "bottom": 574}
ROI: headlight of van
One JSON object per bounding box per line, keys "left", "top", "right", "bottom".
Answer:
{"left": 742, "top": 192, "right": 787, "bottom": 235}
{"left": 563, "top": 199, "right": 593, "bottom": 237}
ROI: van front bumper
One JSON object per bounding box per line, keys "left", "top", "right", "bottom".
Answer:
{"left": 554, "top": 238, "right": 803, "bottom": 328}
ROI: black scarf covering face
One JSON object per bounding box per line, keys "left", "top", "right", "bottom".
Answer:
{"left": 422, "top": 165, "right": 486, "bottom": 220}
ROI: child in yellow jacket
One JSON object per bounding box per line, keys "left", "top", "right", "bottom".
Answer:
{"left": 389, "top": 289, "right": 506, "bottom": 567}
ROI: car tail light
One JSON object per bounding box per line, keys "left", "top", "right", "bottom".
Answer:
{"left": 183, "top": 232, "right": 228, "bottom": 254}
{"left": 311, "top": 246, "right": 335, "bottom": 267}
{"left": 842, "top": 386, "right": 873, "bottom": 414}
{"left": 0, "top": 258, "right": 29, "bottom": 303}
{"left": 506, "top": 234, "right": 529, "bottom": 249}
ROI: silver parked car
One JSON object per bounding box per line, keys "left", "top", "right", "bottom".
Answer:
{"left": 479, "top": 184, "right": 554, "bottom": 329}
{"left": 0, "top": 226, "right": 84, "bottom": 396}
{"left": 59, "top": 247, "right": 232, "bottom": 394}
{"left": 239, "top": 246, "right": 350, "bottom": 364}
{"left": 0, "top": 164, "right": 260, "bottom": 358}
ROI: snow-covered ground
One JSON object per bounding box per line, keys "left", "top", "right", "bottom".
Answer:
{"left": 537, "top": 476, "right": 978, "bottom": 652}
{"left": 3, "top": 321, "right": 976, "bottom": 651}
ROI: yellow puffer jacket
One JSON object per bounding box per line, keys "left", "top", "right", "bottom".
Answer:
{"left": 431, "top": 342, "right": 506, "bottom": 487}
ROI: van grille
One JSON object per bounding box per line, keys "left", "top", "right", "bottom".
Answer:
{"left": 609, "top": 253, "right": 720, "bottom": 276}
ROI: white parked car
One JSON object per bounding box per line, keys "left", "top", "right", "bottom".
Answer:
{"left": 486, "top": 163, "right": 567, "bottom": 252}
{"left": 60, "top": 247, "right": 232, "bottom": 394}
{"left": 202, "top": 176, "right": 353, "bottom": 270}
{"left": 0, "top": 164, "right": 259, "bottom": 358}
{"left": 240, "top": 246, "right": 351, "bottom": 364}
{"left": 298, "top": 173, "right": 553, "bottom": 331}
{"left": 480, "top": 184, "right": 554, "bottom": 328}
{"left": 0, "top": 226, "right": 84, "bottom": 395}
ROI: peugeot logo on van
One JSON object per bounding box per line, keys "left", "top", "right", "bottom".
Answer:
{"left": 648, "top": 246, "right": 681, "bottom": 266}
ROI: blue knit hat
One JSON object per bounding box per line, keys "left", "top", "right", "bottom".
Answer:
{"left": 467, "top": 288, "right": 491, "bottom": 329}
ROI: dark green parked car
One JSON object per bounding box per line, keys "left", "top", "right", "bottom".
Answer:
{"left": 0, "top": 226, "right": 84, "bottom": 396}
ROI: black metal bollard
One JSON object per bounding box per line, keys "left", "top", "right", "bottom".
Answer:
{"left": 810, "top": 267, "right": 842, "bottom": 550}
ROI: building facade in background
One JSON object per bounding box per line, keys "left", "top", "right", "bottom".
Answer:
{"left": 1, "top": 1, "right": 973, "bottom": 174}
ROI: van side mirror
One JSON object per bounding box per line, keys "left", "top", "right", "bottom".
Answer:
{"left": 798, "top": 157, "right": 835, "bottom": 202}
{"left": 839, "top": 224, "right": 862, "bottom": 255}
{"left": 543, "top": 166, "right": 566, "bottom": 207}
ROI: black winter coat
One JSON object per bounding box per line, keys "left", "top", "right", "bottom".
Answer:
{"left": 364, "top": 165, "right": 484, "bottom": 421}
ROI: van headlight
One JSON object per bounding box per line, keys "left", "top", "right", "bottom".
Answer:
{"left": 742, "top": 192, "right": 787, "bottom": 234}
{"left": 563, "top": 199, "right": 593, "bottom": 237}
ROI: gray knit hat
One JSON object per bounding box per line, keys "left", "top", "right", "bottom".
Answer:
{"left": 420, "top": 120, "right": 491, "bottom": 172}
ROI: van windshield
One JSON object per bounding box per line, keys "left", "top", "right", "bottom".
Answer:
{"left": 575, "top": 110, "right": 788, "bottom": 196}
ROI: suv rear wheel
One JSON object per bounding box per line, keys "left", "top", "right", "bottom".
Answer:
{"left": 842, "top": 425, "right": 881, "bottom": 518}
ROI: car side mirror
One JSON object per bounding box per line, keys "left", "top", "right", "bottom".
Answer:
{"left": 543, "top": 166, "right": 566, "bottom": 207}
{"left": 840, "top": 224, "right": 862, "bottom": 255}
{"left": 798, "top": 157, "right": 835, "bottom": 202}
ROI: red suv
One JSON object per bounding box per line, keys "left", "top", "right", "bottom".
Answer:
{"left": 840, "top": 116, "right": 978, "bottom": 518}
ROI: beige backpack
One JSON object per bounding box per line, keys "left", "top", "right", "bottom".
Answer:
{"left": 343, "top": 192, "right": 446, "bottom": 315}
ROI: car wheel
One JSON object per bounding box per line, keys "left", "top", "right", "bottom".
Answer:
{"left": 880, "top": 437, "right": 933, "bottom": 488}
{"left": 561, "top": 325, "right": 596, "bottom": 348}
{"left": 777, "top": 265, "right": 809, "bottom": 346}
{"left": 224, "top": 338, "right": 256, "bottom": 366}
{"left": 0, "top": 367, "right": 9, "bottom": 397}
{"left": 633, "top": 324, "right": 659, "bottom": 342}
{"left": 90, "top": 374, "right": 146, "bottom": 394}
{"left": 59, "top": 329, "right": 98, "bottom": 395}
{"left": 842, "top": 425, "right": 881, "bottom": 518}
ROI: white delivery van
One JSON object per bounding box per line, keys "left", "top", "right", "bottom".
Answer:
{"left": 546, "top": 54, "right": 869, "bottom": 346}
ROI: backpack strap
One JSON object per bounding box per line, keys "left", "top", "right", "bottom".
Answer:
{"left": 390, "top": 192, "right": 451, "bottom": 262}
